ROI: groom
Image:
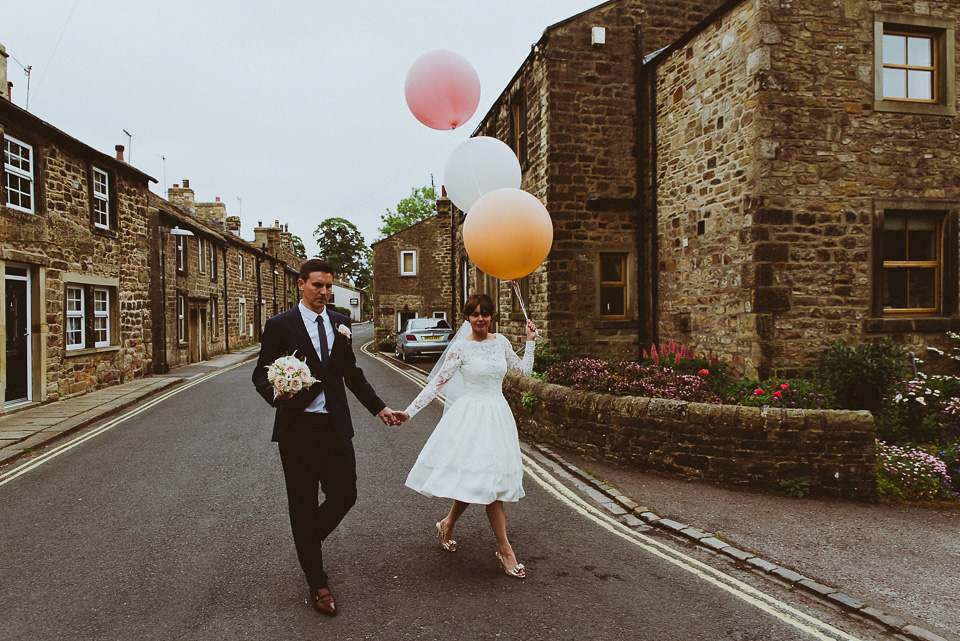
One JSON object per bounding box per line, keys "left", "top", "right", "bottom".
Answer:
{"left": 252, "top": 258, "right": 401, "bottom": 616}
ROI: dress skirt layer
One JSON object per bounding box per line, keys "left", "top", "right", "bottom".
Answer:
{"left": 405, "top": 393, "right": 525, "bottom": 503}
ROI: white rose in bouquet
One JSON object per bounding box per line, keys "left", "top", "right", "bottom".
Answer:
{"left": 265, "top": 352, "right": 318, "bottom": 399}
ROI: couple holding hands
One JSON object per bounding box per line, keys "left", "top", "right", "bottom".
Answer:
{"left": 252, "top": 259, "right": 536, "bottom": 616}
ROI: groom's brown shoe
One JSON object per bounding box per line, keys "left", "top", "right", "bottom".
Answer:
{"left": 311, "top": 587, "right": 337, "bottom": 617}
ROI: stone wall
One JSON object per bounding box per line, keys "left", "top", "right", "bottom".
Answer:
{"left": 505, "top": 375, "right": 878, "bottom": 500}
{"left": 749, "top": 0, "right": 960, "bottom": 375}
{"left": 654, "top": 0, "right": 763, "bottom": 375}
{"left": 372, "top": 202, "right": 453, "bottom": 346}
{"left": 464, "top": 0, "right": 730, "bottom": 361}
{"left": 653, "top": 0, "right": 960, "bottom": 377}
{"left": 1, "top": 105, "right": 153, "bottom": 404}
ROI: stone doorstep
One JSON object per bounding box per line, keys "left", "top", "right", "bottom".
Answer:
{"left": 528, "top": 443, "right": 949, "bottom": 641}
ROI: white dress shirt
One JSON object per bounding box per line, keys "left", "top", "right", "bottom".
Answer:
{"left": 298, "top": 301, "right": 334, "bottom": 413}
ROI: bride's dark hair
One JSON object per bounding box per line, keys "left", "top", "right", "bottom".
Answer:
{"left": 463, "top": 293, "right": 494, "bottom": 317}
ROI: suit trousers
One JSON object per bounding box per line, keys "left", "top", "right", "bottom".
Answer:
{"left": 277, "top": 411, "right": 357, "bottom": 590}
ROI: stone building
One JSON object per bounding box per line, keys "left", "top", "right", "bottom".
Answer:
{"left": 1, "top": 89, "right": 154, "bottom": 410}
{"left": 153, "top": 181, "right": 300, "bottom": 372}
{"left": 455, "top": 0, "right": 729, "bottom": 358}
{"left": 371, "top": 200, "right": 454, "bottom": 346}
{"left": 648, "top": 0, "right": 959, "bottom": 377}
{"left": 457, "top": 0, "right": 960, "bottom": 376}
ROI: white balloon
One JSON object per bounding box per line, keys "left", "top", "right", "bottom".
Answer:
{"left": 443, "top": 136, "right": 522, "bottom": 213}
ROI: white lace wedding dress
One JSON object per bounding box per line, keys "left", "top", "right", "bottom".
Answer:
{"left": 404, "top": 334, "right": 535, "bottom": 504}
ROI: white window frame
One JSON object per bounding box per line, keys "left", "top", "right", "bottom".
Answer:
{"left": 238, "top": 298, "right": 247, "bottom": 336}
{"left": 198, "top": 237, "right": 206, "bottom": 274}
{"left": 66, "top": 286, "right": 85, "bottom": 350}
{"left": 432, "top": 311, "right": 447, "bottom": 320}
{"left": 93, "top": 167, "right": 110, "bottom": 229}
{"left": 211, "top": 298, "right": 218, "bottom": 337}
{"left": 239, "top": 254, "right": 245, "bottom": 281}
{"left": 92, "top": 287, "right": 110, "bottom": 347}
{"left": 400, "top": 250, "right": 417, "bottom": 276}
{"left": 177, "top": 294, "right": 186, "bottom": 342}
{"left": 4, "top": 135, "right": 35, "bottom": 214}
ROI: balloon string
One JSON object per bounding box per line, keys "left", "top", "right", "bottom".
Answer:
{"left": 512, "top": 280, "right": 529, "bottom": 322}
{"left": 472, "top": 170, "right": 482, "bottom": 202}
{"left": 512, "top": 280, "right": 541, "bottom": 341}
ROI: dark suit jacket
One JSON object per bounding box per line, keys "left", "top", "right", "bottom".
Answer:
{"left": 252, "top": 306, "right": 385, "bottom": 442}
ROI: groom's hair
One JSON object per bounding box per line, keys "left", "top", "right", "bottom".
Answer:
{"left": 299, "top": 259, "right": 335, "bottom": 281}
{"left": 463, "top": 293, "right": 494, "bottom": 317}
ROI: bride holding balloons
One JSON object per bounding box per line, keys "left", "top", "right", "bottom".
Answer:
{"left": 394, "top": 50, "right": 554, "bottom": 579}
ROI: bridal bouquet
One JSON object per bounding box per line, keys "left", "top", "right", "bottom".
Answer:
{"left": 265, "top": 352, "right": 318, "bottom": 398}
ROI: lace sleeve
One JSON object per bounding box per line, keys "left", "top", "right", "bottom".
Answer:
{"left": 404, "top": 344, "right": 463, "bottom": 419}
{"left": 503, "top": 334, "right": 535, "bottom": 377}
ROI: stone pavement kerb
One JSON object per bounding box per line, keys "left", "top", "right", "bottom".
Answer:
{"left": 0, "top": 345, "right": 261, "bottom": 466}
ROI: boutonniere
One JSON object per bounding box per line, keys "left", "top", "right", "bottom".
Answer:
{"left": 335, "top": 324, "right": 352, "bottom": 340}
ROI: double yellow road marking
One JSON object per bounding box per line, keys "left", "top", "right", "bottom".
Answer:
{"left": 0, "top": 363, "right": 246, "bottom": 488}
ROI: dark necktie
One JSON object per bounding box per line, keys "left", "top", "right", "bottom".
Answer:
{"left": 317, "top": 314, "right": 329, "bottom": 363}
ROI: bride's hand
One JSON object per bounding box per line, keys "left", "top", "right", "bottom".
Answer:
{"left": 525, "top": 320, "right": 537, "bottom": 341}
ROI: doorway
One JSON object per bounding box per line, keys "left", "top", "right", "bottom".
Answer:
{"left": 397, "top": 311, "right": 417, "bottom": 332}
{"left": 5, "top": 265, "right": 31, "bottom": 405}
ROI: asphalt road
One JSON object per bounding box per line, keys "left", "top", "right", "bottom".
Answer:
{"left": 0, "top": 324, "right": 896, "bottom": 640}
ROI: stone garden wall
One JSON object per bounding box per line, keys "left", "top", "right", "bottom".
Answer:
{"left": 505, "top": 374, "right": 877, "bottom": 500}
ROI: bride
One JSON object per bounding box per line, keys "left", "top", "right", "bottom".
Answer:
{"left": 396, "top": 293, "right": 536, "bottom": 578}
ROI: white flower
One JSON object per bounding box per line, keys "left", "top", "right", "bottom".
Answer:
{"left": 265, "top": 353, "right": 316, "bottom": 398}
{"left": 336, "top": 324, "right": 352, "bottom": 339}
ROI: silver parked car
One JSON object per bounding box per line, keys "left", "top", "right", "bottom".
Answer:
{"left": 394, "top": 318, "right": 454, "bottom": 362}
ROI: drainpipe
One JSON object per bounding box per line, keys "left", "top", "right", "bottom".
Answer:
{"left": 222, "top": 245, "right": 230, "bottom": 352}
{"left": 256, "top": 245, "right": 264, "bottom": 341}
{"left": 636, "top": 23, "right": 659, "bottom": 356}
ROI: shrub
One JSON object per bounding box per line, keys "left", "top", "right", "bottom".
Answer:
{"left": 642, "top": 340, "right": 728, "bottom": 379}
{"left": 814, "top": 338, "right": 908, "bottom": 414}
{"left": 939, "top": 441, "right": 960, "bottom": 490}
{"left": 534, "top": 332, "right": 577, "bottom": 374}
{"left": 881, "top": 372, "right": 960, "bottom": 443}
{"left": 378, "top": 338, "right": 395, "bottom": 352}
{"left": 876, "top": 441, "right": 956, "bottom": 501}
{"left": 778, "top": 477, "right": 811, "bottom": 498}
{"left": 723, "top": 376, "right": 832, "bottom": 409}
{"left": 520, "top": 391, "right": 539, "bottom": 413}
{"left": 545, "top": 358, "right": 718, "bottom": 403}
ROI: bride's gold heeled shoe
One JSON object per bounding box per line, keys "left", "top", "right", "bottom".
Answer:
{"left": 436, "top": 521, "right": 457, "bottom": 552}
{"left": 496, "top": 551, "right": 526, "bottom": 578}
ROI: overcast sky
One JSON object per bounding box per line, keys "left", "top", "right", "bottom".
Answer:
{"left": 2, "top": 0, "right": 606, "bottom": 252}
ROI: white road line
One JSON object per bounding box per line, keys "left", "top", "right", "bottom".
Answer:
{"left": 367, "top": 343, "right": 866, "bottom": 640}
{"left": 521, "top": 454, "right": 865, "bottom": 641}
{"left": 0, "top": 363, "right": 246, "bottom": 487}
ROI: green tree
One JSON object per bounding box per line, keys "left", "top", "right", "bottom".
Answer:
{"left": 312, "top": 217, "right": 372, "bottom": 288}
{"left": 378, "top": 185, "right": 437, "bottom": 239}
{"left": 290, "top": 235, "right": 307, "bottom": 259}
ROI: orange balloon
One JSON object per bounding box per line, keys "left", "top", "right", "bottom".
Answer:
{"left": 463, "top": 188, "right": 553, "bottom": 280}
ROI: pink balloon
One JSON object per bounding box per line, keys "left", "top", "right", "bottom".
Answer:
{"left": 404, "top": 50, "right": 481, "bottom": 131}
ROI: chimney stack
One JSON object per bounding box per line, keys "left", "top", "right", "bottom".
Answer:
{"left": 0, "top": 43, "right": 9, "bottom": 102}
{"left": 167, "top": 179, "right": 196, "bottom": 214}
{"left": 115, "top": 145, "right": 125, "bottom": 162}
